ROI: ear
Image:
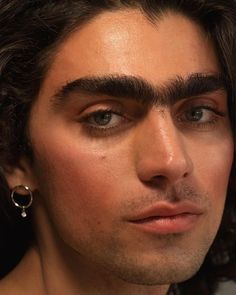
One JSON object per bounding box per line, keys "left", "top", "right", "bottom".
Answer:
{"left": 4, "top": 157, "right": 38, "bottom": 192}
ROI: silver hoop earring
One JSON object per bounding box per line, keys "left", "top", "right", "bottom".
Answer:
{"left": 11, "top": 185, "right": 33, "bottom": 218}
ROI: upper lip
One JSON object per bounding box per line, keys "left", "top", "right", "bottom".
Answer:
{"left": 127, "top": 201, "right": 204, "bottom": 222}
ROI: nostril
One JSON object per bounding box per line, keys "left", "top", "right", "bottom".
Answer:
{"left": 145, "top": 175, "right": 169, "bottom": 190}
{"left": 183, "top": 172, "right": 188, "bottom": 178}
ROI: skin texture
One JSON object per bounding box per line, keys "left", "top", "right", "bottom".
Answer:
{"left": 2, "top": 10, "right": 234, "bottom": 295}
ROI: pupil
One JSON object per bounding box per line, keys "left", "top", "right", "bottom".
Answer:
{"left": 94, "top": 112, "right": 112, "bottom": 125}
{"left": 188, "top": 109, "right": 203, "bottom": 121}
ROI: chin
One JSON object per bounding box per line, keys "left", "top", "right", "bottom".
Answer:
{"left": 104, "top": 253, "right": 205, "bottom": 286}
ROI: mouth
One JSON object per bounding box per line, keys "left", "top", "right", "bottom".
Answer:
{"left": 128, "top": 201, "right": 204, "bottom": 235}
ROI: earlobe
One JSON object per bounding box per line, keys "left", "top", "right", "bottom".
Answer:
{"left": 4, "top": 157, "right": 38, "bottom": 191}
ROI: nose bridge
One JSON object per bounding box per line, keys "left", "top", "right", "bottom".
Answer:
{"left": 158, "top": 115, "right": 185, "bottom": 166}
{"left": 135, "top": 109, "right": 193, "bottom": 183}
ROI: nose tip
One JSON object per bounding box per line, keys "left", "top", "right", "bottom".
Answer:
{"left": 135, "top": 114, "right": 193, "bottom": 186}
{"left": 138, "top": 147, "right": 192, "bottom": 186}
{"left": 161, "top": 149, "right": 192, "bottom": 182}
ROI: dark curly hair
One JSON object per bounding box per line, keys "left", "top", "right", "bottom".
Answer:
{"left": 0, "top": 1, "right": 236, "bottom": 294}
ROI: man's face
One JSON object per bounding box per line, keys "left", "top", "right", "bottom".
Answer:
{"left": 27, "top": 11, "right": 233, "bottom": 285}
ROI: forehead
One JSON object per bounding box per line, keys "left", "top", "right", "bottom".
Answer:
{"left": 38, "top": 9, "right": 220, "bottom": 101}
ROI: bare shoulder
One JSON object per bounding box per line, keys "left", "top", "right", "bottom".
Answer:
{"left": 0, "top": 266, "right": 26, "bottom": 295}
{"left": 0, "top": 280, "right": 10, "bottom": 295}
{"left": 0, "top": 247, "right": 43, "bottom": 295}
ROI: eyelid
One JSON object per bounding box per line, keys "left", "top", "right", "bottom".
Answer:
{"left": 79, "top": 109, "right": 122, "bottom": 122}
{"left": 194, "top": 105, "right": 225, "bottom": 116}
{"left": 76, "top": 99, "right": 123, "bottom": 115}
{"left": 173, "top": 94, "right": 227, "bottom": 115}
{"left": 78, "top": 106, "right": 125, "bottom": 122}
{"left": 76, "top": 97, "right": 146, "bottom": 121}
{"left": 175, "top": 94, "right": 226, "bottom": 108}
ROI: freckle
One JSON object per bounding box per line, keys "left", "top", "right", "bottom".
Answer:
{"left": 100, "top": 155, "right": 107, "bottom": 160}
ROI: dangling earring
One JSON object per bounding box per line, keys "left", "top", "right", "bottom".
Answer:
{"left": 11, "top": 185, "right": 33, "bottom": 218}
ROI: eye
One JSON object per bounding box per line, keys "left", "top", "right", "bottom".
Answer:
{"left": 83, "top": 110, "right": 124, "bottom": 128}
{"left": 78, "top": 107, "right": 134, "bottom": 137}
{"left": 184, "top": 107, "right": 213, "bottom": 122}
{"left": 77, "top": 99, "right": 144, "bottom": 137}
{"left": 177, "top": 105, "right": 225, "bottom": 129}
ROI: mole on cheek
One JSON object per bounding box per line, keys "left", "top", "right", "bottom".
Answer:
{"left": 100, "top": 155, "right": 107, "bottom": 161}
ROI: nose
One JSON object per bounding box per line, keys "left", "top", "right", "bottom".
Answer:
{"left": 134, "top": 109, "right": 193, "bottom": 186}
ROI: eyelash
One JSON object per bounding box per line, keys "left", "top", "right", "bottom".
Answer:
{"left": 78, "top": 104, "right": 225, "bottom": 137}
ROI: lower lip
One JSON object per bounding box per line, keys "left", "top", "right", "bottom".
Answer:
{"left": 131, "top": 213, "right": 201, "bottom": 234}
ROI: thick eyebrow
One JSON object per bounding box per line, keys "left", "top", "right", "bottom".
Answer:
{"left": 52, "top": 73, "right": 227, "bottom": 108}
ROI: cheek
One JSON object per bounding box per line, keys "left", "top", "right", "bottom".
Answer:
{"left": 194, "top": 138, "right": 234, "bottom": 215}
{"left": 186, "top": 137, "right": 234, "bottom": 244}
{"left": 33, "top": 138, "right": 126, "bottom": 227}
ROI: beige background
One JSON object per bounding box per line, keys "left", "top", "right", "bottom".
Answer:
{"left": 217, "top": 282, "right": 236, "bottom": 295}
